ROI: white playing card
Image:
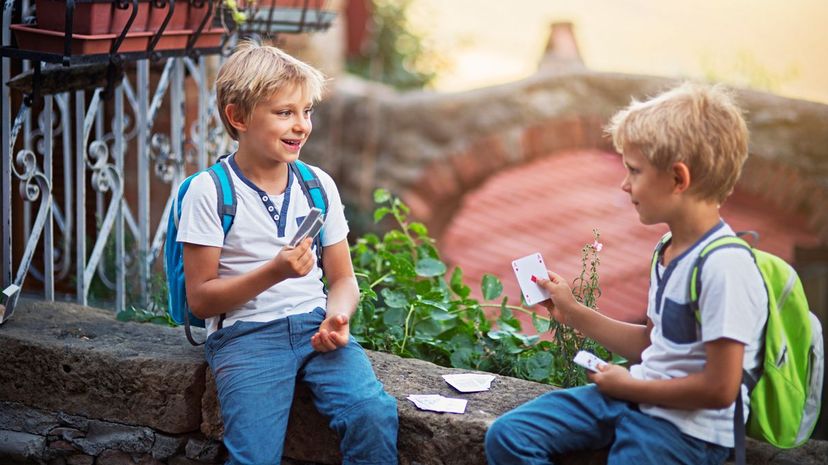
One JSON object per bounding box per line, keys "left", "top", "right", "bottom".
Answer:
{"left": 511, "top": 253, "right": 551, "bottom": 305}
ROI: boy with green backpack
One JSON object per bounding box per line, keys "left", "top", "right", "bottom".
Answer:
{"left": 485, "top": 82, "right": 823, "bottom": 465}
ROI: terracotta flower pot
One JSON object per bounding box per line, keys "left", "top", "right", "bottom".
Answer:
{"left": 147, "top": 0, "right": 191, "bottom": 31}
{"left": 35, "top": 0, "right": 151, "bottom": 35}
{"left": 187, "top": 0, "right": 216, "bottom": 30}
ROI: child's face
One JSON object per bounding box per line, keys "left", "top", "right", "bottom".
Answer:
{"left": 620, "top": 147, "right": 678, "bottom": 225}
{"left": 238, "top": 84, "right": 314, "bottom": 163}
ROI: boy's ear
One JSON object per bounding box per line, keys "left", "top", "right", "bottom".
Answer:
{"left": 224, "top": 104, "right": 247, "bottom": 134}
{"left": 672, "top": 161, "right": 691, "bottom": 193}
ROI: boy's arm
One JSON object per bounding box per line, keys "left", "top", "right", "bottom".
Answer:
{"left": 310, "top": 239, "right": 359, "bottom": 352}
{"left": 183, "top": 238, "right": 316, "bottom": 319}
{"left": 590, "top": 337, "right": 745, "bottom": 410}
{"left": 538, "top": 272, "right": 652, "bottom": 362}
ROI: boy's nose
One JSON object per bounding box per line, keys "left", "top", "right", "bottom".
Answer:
{"left": 294, "top": 117, "right": 311, "bottom": 134}
{"left": 620, "top": 178, "right": 630, "bottom": 192}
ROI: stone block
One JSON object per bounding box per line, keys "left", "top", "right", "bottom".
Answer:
{"left": 0, "top": 299, "right": 207, "bottom": 434}
{"left": 0, "top": 429, "right": 46, "bottom": 462}
{"left": 66, "top": 454, "right": 95, "bottom": 465}
{"left": 95, "top": 449, "right": 132, "bottom": 465}
{"left": 71, "top": 420, "right": 154, "bottom": 456}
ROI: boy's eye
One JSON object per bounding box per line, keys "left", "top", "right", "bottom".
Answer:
{"left": 304, "top": 108, "right": 314, "bottom": 116}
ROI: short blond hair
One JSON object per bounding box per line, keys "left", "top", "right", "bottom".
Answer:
{"left": 606, "top": 82, "right": 749, "bottom": 203}
{"left": 216, "top": 40, "right": 326, "bottom": 140}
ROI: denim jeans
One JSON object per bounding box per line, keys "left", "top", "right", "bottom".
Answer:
{"left": 485, "top": 384, "right": 729, "bottom": 465}
{"left": 205, "top": 307, "right": 399, "bottom": 465}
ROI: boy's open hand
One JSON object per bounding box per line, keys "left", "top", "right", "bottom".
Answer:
{"left": 273, "top": 237, "right": 315, "bottom": 280}
{"left": 536, "top": 271, "right": 577, "bottom": 325}
{"left": 589, "top": 363, "right": 634, "bottom": 399}
{"left": 311, "top": 313, "right": 350, "bottom": 352}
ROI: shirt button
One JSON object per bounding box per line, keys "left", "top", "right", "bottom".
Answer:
{"left": 273, "top": 214, "right": 279, "bottom": 220}
{"left": 268, "top": 206, "right": 274, "bottom": 212}
{"left": 262, "top": 195, "right": 269, "bottom": 201}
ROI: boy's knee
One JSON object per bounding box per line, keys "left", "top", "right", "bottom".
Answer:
{"left": 347, "top": 391, "right": 398, "bottom": 429}
{"left": 485, "top": 416, "right": 519, "bottom": 461}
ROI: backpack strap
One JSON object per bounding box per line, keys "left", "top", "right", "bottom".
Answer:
{"left": 290, "top": 160, "right": 328, "bottom": 215}
{"left": 207, "top": 161, "right": 237, "bottom": 236}
{"left": 689, "top": 236, "right": 753, "bottom": 326}
{"left": 688, "top": 235, "right": 759, "bottom": 465}
{"left": 289, "top": 160, "right": 328, "bottom": 269}
{"left": 182, "top": 159, "right": 236, "bottom": 345}
{"left": 649, "top": 232, "right": 673, "bottom": 277}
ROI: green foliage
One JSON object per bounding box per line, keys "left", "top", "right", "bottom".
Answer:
{"left": 548, "top": 229, "right": 613, "bottom": 387}
{"left": 350, "top": 189, "right": 609, "bottom": 387}
{"left": 346, "top": 0, "right": 445, "bottom": 90}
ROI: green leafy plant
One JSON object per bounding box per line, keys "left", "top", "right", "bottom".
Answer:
{"left": 350, "top": 189, "right": 609, "bottom": 387}
{"left": 548, "top": 229, "right": 615, "bottom": 387}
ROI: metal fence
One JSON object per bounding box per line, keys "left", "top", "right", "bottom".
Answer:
{"left": 1, "top": 0, "right": 334, "bottom": 322}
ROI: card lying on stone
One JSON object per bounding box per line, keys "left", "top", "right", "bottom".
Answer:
{"left": 511, "top": 252, "right": 551, "bottom": 305}
{"left": 442, "top": 373, "right": 496, "bottom": 393}
{"left": 407, "top": 394, "right": 467, "bottom": 414}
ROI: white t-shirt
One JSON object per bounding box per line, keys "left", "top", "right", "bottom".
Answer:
{"left": 176, "top": 155, "right": 349, "bottom": 335}
{"left": 630, "top": 221, "right": 767, "bottom": 447}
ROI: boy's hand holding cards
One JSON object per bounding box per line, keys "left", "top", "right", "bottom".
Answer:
{"left": 289, "top": 207, "right": 324, "bottom": 248}
{"left": 573, "top": 350, "right": 607, "bottom": 373}
{"left": 512, "top": 252, "right": 551, "bottom": 305}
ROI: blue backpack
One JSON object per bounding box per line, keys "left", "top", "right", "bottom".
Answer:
{"left": 164, "top": 156, "right": 328, "bottom": 345}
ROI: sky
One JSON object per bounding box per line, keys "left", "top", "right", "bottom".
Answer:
{"left": 407, "top": 0, "right": 828, "bottom": 104}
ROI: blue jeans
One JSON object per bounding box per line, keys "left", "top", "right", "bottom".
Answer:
{"left": 485, "top": 384, "right": 729, "bottom": 465}
{"left": 205, "top": 307, "right": 399, "bottom": 465}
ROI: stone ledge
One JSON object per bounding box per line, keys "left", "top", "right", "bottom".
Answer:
{"left": 1, "top": 299, "right": 826, "bottom": 465}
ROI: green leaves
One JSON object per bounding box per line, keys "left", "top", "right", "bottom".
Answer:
{"left": 349, "top": 190, "right": 608, "bottom": 388}
{"left": 481, "top": 274, "right": 503, "bottom": 300}
{"left": 415, "top": 258, "right": 446, "bottom": 277}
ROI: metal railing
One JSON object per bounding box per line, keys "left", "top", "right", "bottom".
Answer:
{"left": 1, "top": 0, "right": 333, "bottom": 322}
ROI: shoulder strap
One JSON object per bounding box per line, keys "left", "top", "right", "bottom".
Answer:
{"left": 689, "top": 235, "right": 757, "bottom": 465}
{"left": 650, "top": 232, "right": 673, "bottom": 276}
{"left": 201, "top": 159, "right": 236, "bottom": 336}
{"left": 290, "top": 160, "right": 328, "bottom": 215}
{"left": 290, "top": 160, "right": 329, "bottom": 270}
{"left": 689, "top": 235, "right": 753, "bottom": 323}
{"left": 207, "top": 161, "right": 237, "bottom": 236}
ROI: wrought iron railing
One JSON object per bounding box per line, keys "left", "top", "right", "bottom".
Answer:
{"left": 1, "top": 0, "right": 334, "bottom": 322}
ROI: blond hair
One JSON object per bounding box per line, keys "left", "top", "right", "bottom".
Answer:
{"left": 216, "top": 40, "right": 326, "bottom": 140}
{"left": 606, "top": 82, "right": 749, "bottom": 204}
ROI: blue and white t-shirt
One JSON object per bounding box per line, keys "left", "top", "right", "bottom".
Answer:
{"left": 176, "top": 155, "right": 349, "bottom": 335}
{"left": 630, "top": 221, "right": 767, "bottom": 447}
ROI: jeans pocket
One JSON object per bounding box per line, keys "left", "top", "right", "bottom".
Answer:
{"left": 661, "top": 298, "right": 699, "bottom": 344}
{"left": 205, "top": 321, "right": 242, "bottom": 358}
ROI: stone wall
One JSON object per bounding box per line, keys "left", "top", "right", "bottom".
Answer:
{"left": 1, "top": 300, "right": 826, "bottom": 465}
{"left": 301, "top": 72, "right": 828, "bottom": 241}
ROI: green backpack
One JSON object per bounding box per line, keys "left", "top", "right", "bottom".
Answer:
{"left": 683, "top": 234, "right": 824, "bottom": 463}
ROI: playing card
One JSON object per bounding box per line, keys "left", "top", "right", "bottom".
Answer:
{"left": 289, "top": 208, "right": 323, "bottom": 247}
{"left": 511, "top": 253, "right": 551, "bottom": 305}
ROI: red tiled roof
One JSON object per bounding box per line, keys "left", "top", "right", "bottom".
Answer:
{"left": 440, "top": 149, "right": 820, "bottom": 333}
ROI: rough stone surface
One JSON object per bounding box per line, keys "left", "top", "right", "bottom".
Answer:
{"left": 0, "top": 299, "right": 207, "bottom": 434}
{"left": 0, "top": 429, "right": 46, "bottom": 462}
{"left": 1, "top": 300, "right": 827, "bottom": 465}
{"left": 95, "top": 449, "right": 132, "bottom": 465}
{"left": 150, "top": 433, "right": 186, "bottom": 461}
{"left": 65, "top": 454, "right": 94, "bottom": 465}
{"left": 71, "top": 421, "right": 154, "bottom": 456}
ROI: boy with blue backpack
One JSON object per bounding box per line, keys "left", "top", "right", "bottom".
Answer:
{"left": 485, "top": 82, "right": 823, "bottom": 465}
{"left": 169, "top": 41, "right": 398, "bottom": 465}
